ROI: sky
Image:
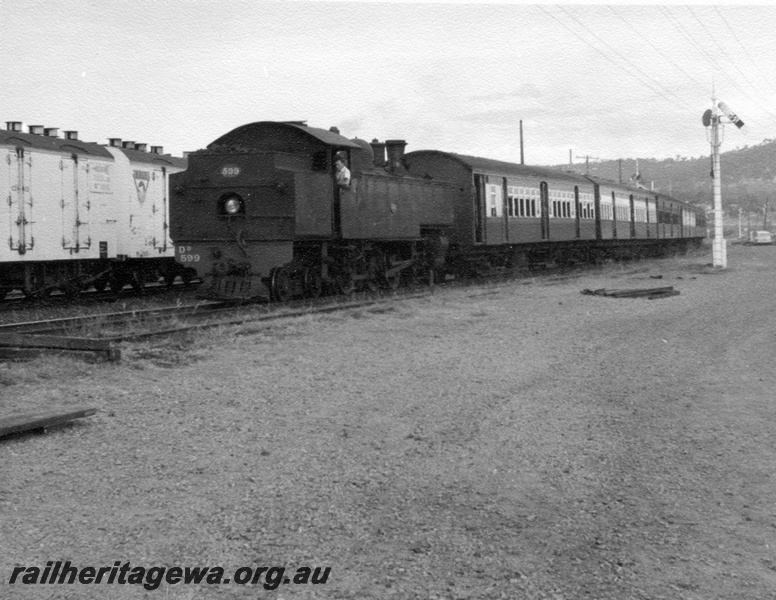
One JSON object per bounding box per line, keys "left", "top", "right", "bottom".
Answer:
{"left": 3, "top": 1, "right": 776, "bottom": 166}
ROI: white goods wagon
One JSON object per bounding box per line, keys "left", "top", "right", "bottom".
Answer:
{"left": 0, "top": 122, "right": 187, "bottom": 298}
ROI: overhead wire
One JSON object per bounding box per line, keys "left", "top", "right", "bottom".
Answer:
{"left": 713, "top": 5, "right": 773, "bottom": 89}
{"left": 607, "top": 6, "right": 707, "bottom": 92}
{"left": 662, "top": 5, "right": 773, "bottom": 129}
{"left": 538, "top": 6, "right": 695, "bottom": 111}
{"left": 686, "top": 6, "right": 776, "bottom": 125}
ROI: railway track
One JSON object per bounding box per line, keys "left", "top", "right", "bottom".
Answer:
{"left": 0, "top": 286, "right": 434, "bottom": 361}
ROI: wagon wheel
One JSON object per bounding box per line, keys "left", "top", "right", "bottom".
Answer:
{"left": 23, "top": 286, "right": 52, "bottom": 300}
{"left": 129, "top": 271, "right": 146, "bottom": 294}
{"left": 163, "top": 270, "right": 177, "bottom": 288}
{"left": 303, "top": 268, "right": 323, "bottom": 299}
{"left": 270, "top": 267, "right": 292, "bottom": 302}
{"left": 92, "top": 274, "right": 109, "bottom": 293}
{"left": 60, "top": 282, "right": 82, "bottom": 301}
{"left": 109, "top": 273, "right": 128, "bottom": 296}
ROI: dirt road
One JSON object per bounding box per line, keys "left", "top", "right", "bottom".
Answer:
{"left": 2, "top": 243, "right": 775, "bottom": 599}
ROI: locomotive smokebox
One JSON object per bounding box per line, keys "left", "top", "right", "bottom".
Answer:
{"left": 385, "top": 139, "right": 407, "bottom": 170}
{"left": 370, "top": 139, "right": 386, "bottom": 167}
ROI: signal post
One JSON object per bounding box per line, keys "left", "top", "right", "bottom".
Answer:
{"left": 703, "top": 95, "right": 744, "bottom": 268}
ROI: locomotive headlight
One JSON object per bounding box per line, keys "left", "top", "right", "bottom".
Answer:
{"left": 220, "top": 193, "right": 244, "bottom": 216}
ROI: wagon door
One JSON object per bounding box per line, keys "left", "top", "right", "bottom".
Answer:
{"left": 140, "top": 167, "right": 171, "bottom": 253}
{"left": 6, "top": 147, "right": 33, "bottom": 254}
{"left": 60, "top": 154, "right": 93, "bottom": 251}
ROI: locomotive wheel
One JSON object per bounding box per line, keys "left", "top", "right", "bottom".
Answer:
{"left": 333, "top": 268, "right": 355, "bottom": 296}
{"left": 181, "top": 268, "right": 196, "bottom": 285}
{"left": 270, "top": 267, "right": 292, "bottom": 302}
{"left": 359, "top": 253, "right": 381, "bottom": 293}
{"left": 303, "top": 268, "right": 323, "bottom": 299}
{"left": 383, "top": 261, "right": 402, "bottom": 290}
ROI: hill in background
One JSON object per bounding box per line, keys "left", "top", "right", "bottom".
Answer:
{"left": 547, "top": 138, "right": 776, "bottom": 230}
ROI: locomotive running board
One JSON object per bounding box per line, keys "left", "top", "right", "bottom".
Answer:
{"left": 198, "top": 275, "right": 271, "bottom": 302}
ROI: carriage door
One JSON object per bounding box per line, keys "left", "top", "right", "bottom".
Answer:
{"left": 574, "top": 186, "right": 581, "bottom": 238}
{"left": 611, "top": 191, "right": 617, "bottom": 239}
{"left": 7, "top": 147, "right": 33, "bottom": 255}
{"left": 629, "top": 195, "right": 636, "bottom": 238}
{"left": 594, "top": 184, "right": 602, "bottom": 239}
{"left": 540, "top": 182, "right": 550, "bottom": 240}
{"left": 473, "top": 174, "right": 485, "bottom": 243}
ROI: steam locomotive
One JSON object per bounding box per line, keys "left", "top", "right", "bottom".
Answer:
{"left": 169, "top": 121, "right": 706, "bottom": 301}
{"left": 0, "top": 121, "right": 187, "bottom": 299}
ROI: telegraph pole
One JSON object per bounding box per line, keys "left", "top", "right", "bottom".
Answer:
{"left": 575, "top": 154, "right": 599, "bottom": 175}
{"left": 704, "top": 93, "right": 745, "bottom": 268}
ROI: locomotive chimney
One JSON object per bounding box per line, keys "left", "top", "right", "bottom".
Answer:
{"left": 64, "top": 131, "right": 79, "bottom": 140}
{"left": 28, "top": 125, "right": 44, "bottom": 135}
{"left": 108, "top": 138, "right": 122, "bottom": 147}
{"left": 385, "top": 139, "right": 407, "bottom": 170}
{"left": 44, "top": 127, "right": 59, "bottom": 137}
{"left": 5, "top": 121, "right": 23, "bottom": 132}
{"left": 370, "top": 138, "right": 386, "bottom": 168}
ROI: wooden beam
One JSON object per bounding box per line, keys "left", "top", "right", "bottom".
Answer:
{"left": 0, "top": 407, "right": 97, "bottom": 439}
{"left": 0, "top": 334, "right": 120, "bottom": 361}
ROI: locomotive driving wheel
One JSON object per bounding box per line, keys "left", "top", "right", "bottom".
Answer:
{"left": 270, "top": 267, "right": 292, "bottom": 302}
{"left": 303, "top": 268, "right": 323, "bottom": 299}
{"left": 382, "top": 256, "right": 402, "bottom": 290}
{"left": 332, "top": 267, "right": 355, "bottom": 296}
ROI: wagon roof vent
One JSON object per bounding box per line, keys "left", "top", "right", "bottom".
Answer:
{"left": 44, "top": 127, "right": 59, "bottom": 137}
{"left": 5, "top": 121, "right": 23, "bottom": 132}
{"left": 64, "top": 131, "right": 79, "bottom": 140}
{"left": 151, "top": 145, "right": 164, "bottom": 154}
{"left": 122, "top": 140, "right": 135, "bottom": 149}
{"left": 108, "top": 138, "right": 122, "bottom": 147}
{"left": 28, "top": 125, "right": 44, "bottom": 135}
{"left": 135, "top": 143, "right": 148, "bottom": 152}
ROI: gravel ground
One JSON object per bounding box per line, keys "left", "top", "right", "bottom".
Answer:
{"left": 2, "top": 242, "right": 775, "bottom": 600}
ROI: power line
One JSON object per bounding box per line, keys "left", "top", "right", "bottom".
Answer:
{"left": 713, "top": 6, "right": 775, "bottom": 94}
{"left": 687, "top": 6, "right": 770, "bottom": 103}
{"left": 538, "top": 6, "right": 694, "bottom": 111}
{"left": 607, "top": 6, "right": 707, "bottom": 91}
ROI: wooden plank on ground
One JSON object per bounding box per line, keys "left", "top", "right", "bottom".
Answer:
{"left": 0, "top": 334, "right": 120, "bottom": 361}
{"left": 0, "top": 407, "right": 97, "bottom": 438}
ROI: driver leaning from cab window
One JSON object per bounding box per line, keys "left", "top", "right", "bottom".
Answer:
{"left": 334, "top": 152, "right": 351, "bottom": 189}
